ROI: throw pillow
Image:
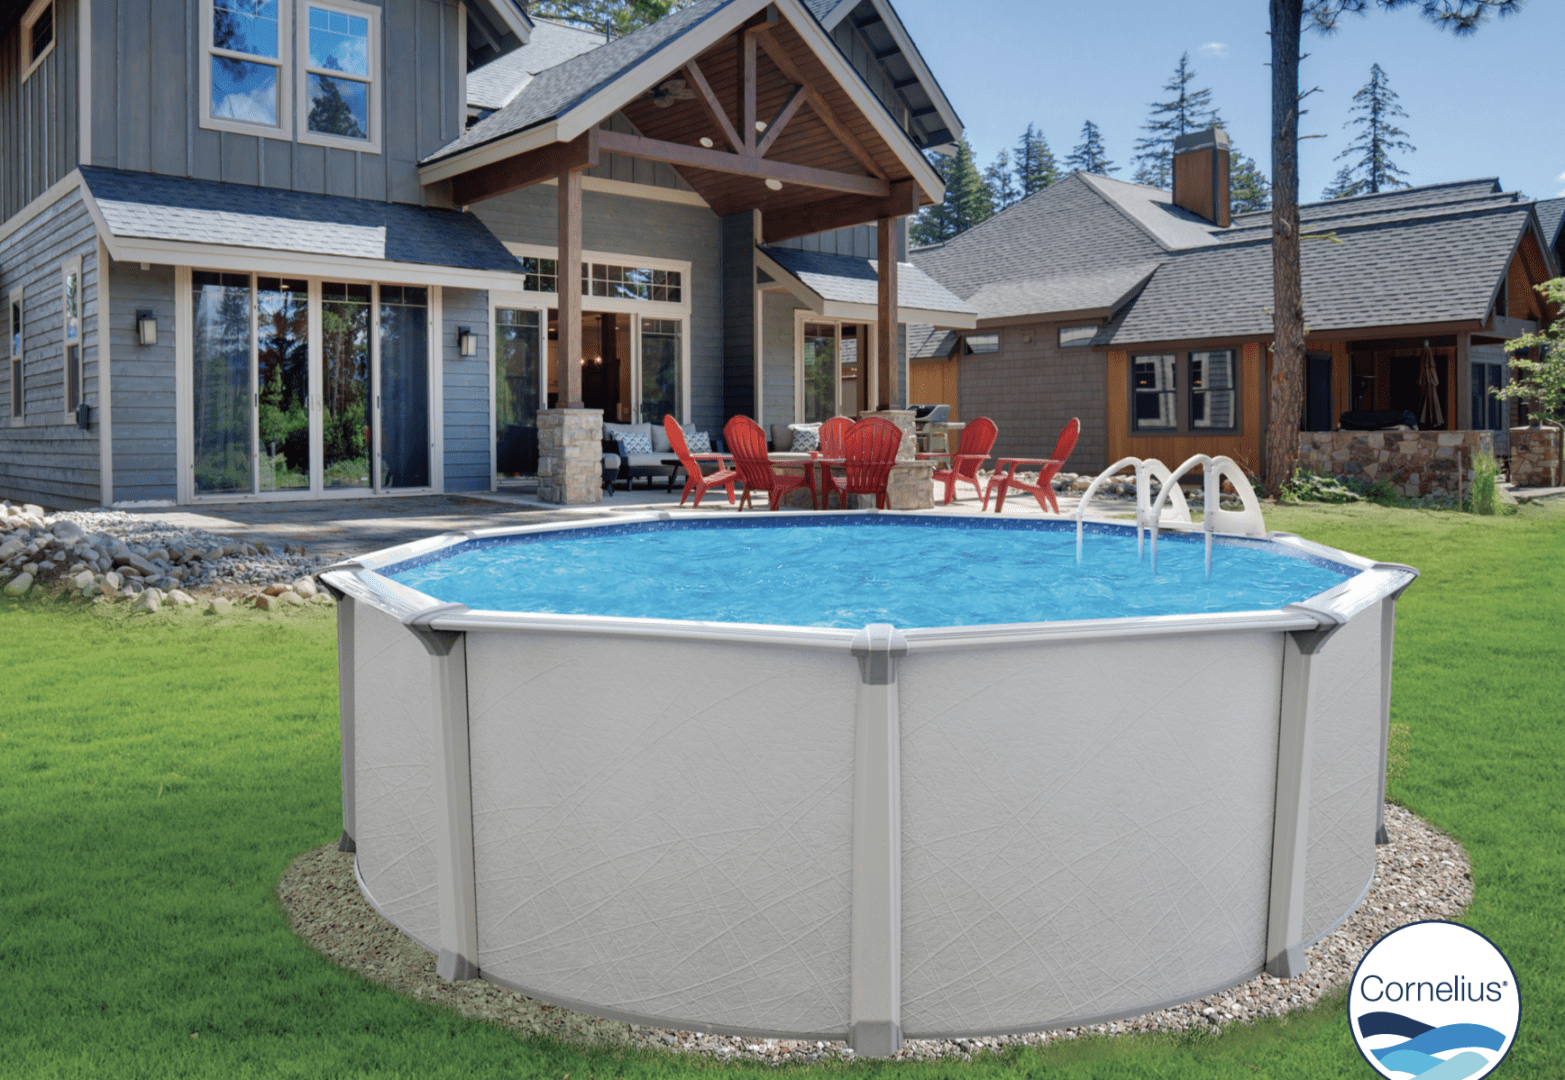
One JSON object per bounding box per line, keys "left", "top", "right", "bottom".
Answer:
{"left": 687, "top": 431, "right": 711, "bottom": 453}
{"left": 789, "top": 424, "right": 821, "bottom": 452}
{"left": 617, "top": 430, "right": 653, "bottom": 455}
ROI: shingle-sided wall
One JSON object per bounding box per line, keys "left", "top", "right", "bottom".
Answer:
{"left": 761, "top": 290, "right": 803, "bottom": 429}
{"left": 957, "top": 323, "right": 1108, "bottom": 473}
{"left": 471, "top": 186, "right": 723, "bottom": 433}
{"left": 106, "top": 262, "right": 177, "bottom": 503}
{"left": 0, "top": 187, "right": 102, "bottom": 509}
{"left": 442, "top": 287, "right": 489, "bottom": 492}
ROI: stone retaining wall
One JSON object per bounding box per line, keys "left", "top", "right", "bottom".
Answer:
{"left": 538, "top": 409, "right": 604, "bottom": 505}
{"left": 1509, "top": 427, "right": 1562, "bottom": 488}
{"left": 1298, "top": 430, "right": 1494, "bottom": 498}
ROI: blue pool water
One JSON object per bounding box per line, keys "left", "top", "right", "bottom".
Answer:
{"left": 384, "top": 518, "right": 1354, "bottom": 629}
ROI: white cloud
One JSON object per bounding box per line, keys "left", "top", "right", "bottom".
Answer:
{"left": 1199, "top": 42, "right": 1228, "bottom": 58}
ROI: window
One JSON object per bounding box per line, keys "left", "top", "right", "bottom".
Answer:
{"left": 1132, "top": 353, "right": 1177, "bottom": 431}
{"left": 1471, "top": 360, "right": 1506, "bottom": 431}
{"left": 1190, "top": 349, "right": 1237, "bottom": 431}
{"left": 801, "top": 322, "right": 838, "bottom": 423}
{"left": 21, "top": 0, "right": 55, "bottom": 80}
{"left": 585, "top": 263, "right": 682, "bottom": 303}
{"left": 519, "top": 257, "right": 558, "bottom": 294}
{"left": 62, "top": 259, "right": 82, "bottom": 415}
{"left": 299, "top": 0, "right": 380, "bottom": 151}
{"left": 1058, "top": 325, "right": 1097, "bottom": 348}
{"left": 963, "top": 333, "right": 999, "bottom": 354}
{"left": 639, "top": 318, "right": 681, "bottom": 424}
{"left": 201, "top": 0, "right": 291, "bottom": 137}
{"left": 8, "top": 288, "right": 21, "bottom": 419}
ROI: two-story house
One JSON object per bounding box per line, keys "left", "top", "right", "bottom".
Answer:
{"left": 0, "top": 0, "right": 973, "bottom": 509}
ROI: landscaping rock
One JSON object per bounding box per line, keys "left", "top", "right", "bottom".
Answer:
{"left": 71, "top": 570, "right": 94, "bottom": 590}
{"left": 205, "top": 598, "right": 232, "bottom": 614}
{"left": 292, "top": 576, "right": 318, "bottom": 599}
{"left": 4, "top": 571, "right": 33, "bottom": 596}
{"left": 262, "top": 583, "right": 289, "bottom": 596}
{"left": 254, "top": 594, "right": 279, "bottom": 611}
{"left": 279, "top": 590, "right": 305, "bottom": 607}
{"left": 128, "top": 590, "right": 160, "bottom": 613}
{"left": 165, "top": 589, "right": 196, "bottom": 606}
{"left": 51, "top": 520, "right": 86, "bottom": 542}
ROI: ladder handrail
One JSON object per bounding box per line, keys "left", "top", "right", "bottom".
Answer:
{"left": 1147, "top": 454, "right": 1267, "bottom": 576}
{"left": 1074, "top": 456, "right": 1192, "bottom": 563}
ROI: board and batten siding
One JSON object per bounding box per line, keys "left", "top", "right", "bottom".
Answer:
{"left": 0, "top": 188, "right": 102, "bottom": 508}
{"left": 1, "top": 0, "right": 83, "bottom": 221}
{"left": 472, "top": 185, "right": 724, "bottom": 435}
{"left": 87, "top": 0, "right": 464, "bottom": 205}
{"left": 106, "top": 262, "right": 177, "bottom": 503}
{"left": 441, "top": 286, "right": 489, "bottom": 492}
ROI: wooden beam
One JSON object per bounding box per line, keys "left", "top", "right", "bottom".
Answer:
{"left": 683, "top": 60, "right": 742, "bottom": 154}
{"left": 756, "top": 85, "right": 805, "bottom": 157}
{"left": 559, "top": 169, "right": 584, "bottom": 410}
{"left": 878, "top": 216, "right": 898, "bottom": 408}
{"left": 451, "top": 130, "right": 598, "bottom": 206}
{"left": 751, "top": 31, "right": 886, "bottom": 181}
{"left": 742, "top": 32, "right": 757, "bottom": 153}
{"left": 595, "top": 128, "right": 887, "bottom": 197}
{"left": 761, "top": 180, "right": 919, "bottom": 243}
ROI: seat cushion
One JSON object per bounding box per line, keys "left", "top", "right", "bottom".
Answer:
{"left": 770, "top": 424, "right": 794, "bottom": 452}
{"left": 650, "top": 424, "right": 673, "bottom": 453}
{"left": 623, "top": 453, "right": 674, "bottom": 471}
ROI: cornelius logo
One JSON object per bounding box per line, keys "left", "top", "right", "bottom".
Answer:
{"left": 1349, "top": 921, "right": 1520, "bottom": 1079}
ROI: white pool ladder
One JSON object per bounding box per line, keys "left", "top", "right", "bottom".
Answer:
{"left": 1075, "top": 454, "right": 1266, "bottom": 577}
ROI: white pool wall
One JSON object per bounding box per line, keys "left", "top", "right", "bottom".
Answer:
{"left": 321, "top": 512, "right": 1416, "bottom": 1053}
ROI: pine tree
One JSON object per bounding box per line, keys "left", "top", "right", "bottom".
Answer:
{"left": 1228, "top": 146, "right": 1271, "bottom": 213}
{"left": 308, "top": 77, "right": 364, "bottom": 139}
{"left": 1131, "top": 53, "right": 1223, "bottom": 188}
{"left": 910, "top": 141, "right": 993, "bottom": 244}
{"left": 984, "top": 149, "right": 1020, "bottom": 212}
{"left": 1331, "top": 63, "right": 1415, "bottom": 194}
{"left": 1065, "top": 121, "right": 1117, "bottom": 176}
{"left": 1320, "top": 163, "right": 1368, "bottom": 200}
{"left": 1013, "top": 123, "right": 1059, "bottom": 196}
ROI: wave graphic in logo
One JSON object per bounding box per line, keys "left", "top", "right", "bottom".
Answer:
{"left": 1357, "top": 1011, "right": 1507, "bottom": 1079}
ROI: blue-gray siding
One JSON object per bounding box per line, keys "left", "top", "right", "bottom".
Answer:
{"left": 107, "top": 262, "right": 177, "bottom": 503}
{"left": 471, "top": 184, "right": 724, "bottom": 434}
{"left": 87, "top": 0, "right": 464, "bottom": 206}
{"left": 1, "top": 0, "right": 82, "bottom": 220}
{"left": 442, "top": 286, "right": 490, "bottom": 492}
{"left": 760, "top": 290, "right": 802, "bottom": 429}
{"left": 0, "top": 187, "right": 102, "bottom": 508}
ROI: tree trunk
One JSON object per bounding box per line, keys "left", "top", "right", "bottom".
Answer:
{"left": 1267, "top": 0, "right": 1306, "bottom": 495}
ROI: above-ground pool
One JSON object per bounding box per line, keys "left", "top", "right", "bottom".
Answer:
{"left": 321, "top": 512, "right": 1417, "bottom": 1056}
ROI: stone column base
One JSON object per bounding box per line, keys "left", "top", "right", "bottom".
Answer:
{"left": 863, "top": 410, "right": 918, "bottom": 461}
{"left": 1510, "top": 426, "right": 1562, "bottom": 488}
{"left": 537, "top": 408, "right": 604, "bottom": 505}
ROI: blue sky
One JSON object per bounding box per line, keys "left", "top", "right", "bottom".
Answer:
{"left": 892, "top": 0, "right": 1565, "bottom": 202}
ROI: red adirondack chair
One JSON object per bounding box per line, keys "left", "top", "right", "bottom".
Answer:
{"left": 918, "top": 416, "right": 998, "bottom": 507}
{"left": 664, "top": 415, "right": 737, "bottom": 508}
{"left": 815, "top": 416, "right": 855, "bottom": 509}
{"left": 985, "top": 417, "right": 1080, "bottom": 513}
{"left": 724, "top": 415, "right": 814, "bottom": 511}
{"left": 837, "top": 416, "right": 903, "bottom": 509}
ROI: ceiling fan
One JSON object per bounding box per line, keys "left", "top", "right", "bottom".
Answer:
{"left": 646, "top": 77, "right": 698, "bottom": 108}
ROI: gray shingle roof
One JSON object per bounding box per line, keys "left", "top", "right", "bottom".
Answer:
{"left": 761, "top": 245, "right": 975, "bottom": 317}
{"left": 80, "top": 167, "right": 521, "bottom": 274}
{"left": 907, "top": 323, "right": 957, "bottom": 359}
{"left": 1101, "top": 202, "right": 1530, "bottom": 346}
{"left": 1077, "top": 173, "right": 1222, "bottom": 251}
{"left": 910, "top": 173, "right": 1175, "bottom": 313}
{"left": 1536, "top": 197, "right": 1565, "bottom": 250}
{"left": 428, "top": 0, "right": 738, "bottom": 163}
{"left": 466, "top": 20, "right": 607, "bottom": 111}
{"left": 962, "top": 264, "right": 1158, "bottom": 322}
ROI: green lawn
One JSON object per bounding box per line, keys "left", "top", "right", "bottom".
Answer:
{"left": 2, "top": 502, "right": 1561, "bottom": 1079}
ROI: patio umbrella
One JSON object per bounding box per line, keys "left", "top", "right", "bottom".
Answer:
{"left": 1418, "top": 340, "right": 1445, "bottom": 428}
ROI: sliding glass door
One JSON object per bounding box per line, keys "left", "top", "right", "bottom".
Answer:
{"left": 188, "top": 274, "right": 431, "bottom": 499}
{"left": 495, "top": 307, "right": 542, "bottom": 477}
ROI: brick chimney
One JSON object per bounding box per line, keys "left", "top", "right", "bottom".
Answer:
{"left": 1172, "top": 126, "right": 1231, "bottom": 228}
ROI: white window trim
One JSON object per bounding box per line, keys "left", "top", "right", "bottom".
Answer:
{"left": 62, "top": 255, "right": 82, "bottom": 417}
{"left": 177, "top": 269, "right": 440, "bottom": 504}
{"left": 297, "top": 0, "right": 382, "bottom": 154}
{"left": 501, "top": 244, "right": 692, "bottom": 424}
{"left": 199, "top": 0, "right": 294, "bottom": 141}
{"left": 8, "top": 286, "right": 23, "bottom": 420}
{"left": 21, "top": 0, "right": 56, "bottom": 82}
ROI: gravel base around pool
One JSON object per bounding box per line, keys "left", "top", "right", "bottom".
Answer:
{"left": 277, "top": 803, "right": 1470, "bottom": 1064}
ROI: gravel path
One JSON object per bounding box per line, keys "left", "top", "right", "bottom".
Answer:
{"left": 278, "top": 803, "right": 1470, "bottom": 1064}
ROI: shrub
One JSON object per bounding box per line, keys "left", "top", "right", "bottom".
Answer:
{"left": 1280, "top": 467, "right": 1363, "bottom": 504}
{"left": 1467, "top": 450, "right": 1499, "bottom": 515}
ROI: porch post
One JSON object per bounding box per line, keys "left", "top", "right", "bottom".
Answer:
{"left": 877, "top": 217, "right": 898, "bottom": 408}
{"left": 559, "top": 169, "right": 584, "bottom": 409}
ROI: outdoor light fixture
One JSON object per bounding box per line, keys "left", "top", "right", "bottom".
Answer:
{"left": 136, "top": 310, "right": 157, "bottom": 346}
{"left": 458, "top": 327, "right": 476, "bottom": 356}
{"left": 699, "top": 136, "right": 714, "bottom": 148}
{"left": 754, "top": 120, "right": 767, "bottom": 133}
{"left": 765, "top": 178, "right": 783, "bottom": 191}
